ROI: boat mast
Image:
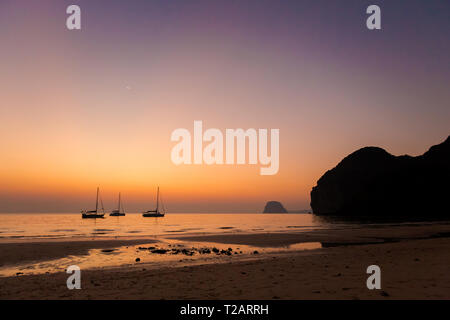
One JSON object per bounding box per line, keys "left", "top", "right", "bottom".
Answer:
{"left": 156, "top": 187, "right": 159, "bottom": 212}
{"left": 118, "top": 192, "right": 121, "bottom": 212}
{"left": 95, "top": 187, "right": 99, "bottom": 213}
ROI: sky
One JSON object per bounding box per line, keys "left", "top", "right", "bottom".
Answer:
{"left": 0, "top": 0, "right": 449, "bottom": 213}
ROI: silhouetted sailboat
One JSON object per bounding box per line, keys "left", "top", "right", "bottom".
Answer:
{"left": 110, "top": 192, "right": 126, "bottom": 216}
{"left": 81, "top": 187, "right": 105, "bottom": 219}
{"left": 142, "top": 187, "right": 165, "bottom": 217}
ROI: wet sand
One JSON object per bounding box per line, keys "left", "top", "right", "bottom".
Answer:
{"left": 1, "top": 222, "right": 450, "bottom": 299}
{"left": 2, "top": 222, "right": 450, "bottom": 266}
{"left": 169, "top": 222, "right": 450, "bottom": 247}
{"left": 0, "top": 239, "right": 158, "bottom": 266}
{"left": 0, "top": 238, "right": 449, "bottom": 299}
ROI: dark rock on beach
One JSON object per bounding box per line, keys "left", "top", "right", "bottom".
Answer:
{"left": 263, "top": 201, "right": 288, "bottom": 213}
{"left": 101, "top": 249, "right": 115, "bottom": 253}
{"left": 151, "top": 249, "right": 169, "bottom": 254}
{"left": 138, "top": 246, "right": 155, "bottom": 250}
{"left": 181, "top": 249, "right": 194, "bottom": 256}
{"left": 310, "top": 136, "right": 450, "bottom": 218}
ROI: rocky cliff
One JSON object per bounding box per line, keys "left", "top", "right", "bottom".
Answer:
{"left": 310, "top": 136, "right": 450, "bottom": 218}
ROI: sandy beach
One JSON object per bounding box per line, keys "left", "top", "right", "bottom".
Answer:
{"left": 1, "top": 222, "right": 450, "bottom": 300}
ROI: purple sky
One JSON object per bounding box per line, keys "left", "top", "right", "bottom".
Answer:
{"left": 0, "top": 0, "right": 449, "bottom": 212}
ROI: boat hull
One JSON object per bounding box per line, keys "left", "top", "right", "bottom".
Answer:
{"left": 142, "top": 213, "right": 165, "bottom": 217}
{"left": 82, "top": 213, "right": 105, "bottom": 219}
{"left": 110, "top": 213, "right": 126, "bottom": 216}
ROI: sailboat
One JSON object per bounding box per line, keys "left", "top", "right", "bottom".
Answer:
{"left": 110, "top": 192, "right": 126, "bottom": 216}
{"left": 142, "top": 187, "right": 165, "bottom": 217}
{"left": 81, "top": 187, "right": 105, "bottom": 219}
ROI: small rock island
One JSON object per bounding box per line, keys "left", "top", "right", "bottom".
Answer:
{"left": 263, "top": 201, "right": 288, "bottom": 213}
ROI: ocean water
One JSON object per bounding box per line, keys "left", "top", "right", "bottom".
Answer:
{"left": 0, "top": 213, "right": 328, "bottom": 277}
{"left": 0, "top": 213, "right": 329, "bottom": 242}
{"left": 1, "top": 213, "right": 445, "bottom": 277}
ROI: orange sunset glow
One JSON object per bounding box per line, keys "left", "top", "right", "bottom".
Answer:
{"left": 0, "top": 1, "right": 448, "bottom": 213}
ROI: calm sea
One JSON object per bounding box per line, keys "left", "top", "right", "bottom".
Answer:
{"left": 0, "top": 213, "right": 331, "bottom": 242}
{"left": 1, "top": 213, "right": 443, "bottom": 277}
